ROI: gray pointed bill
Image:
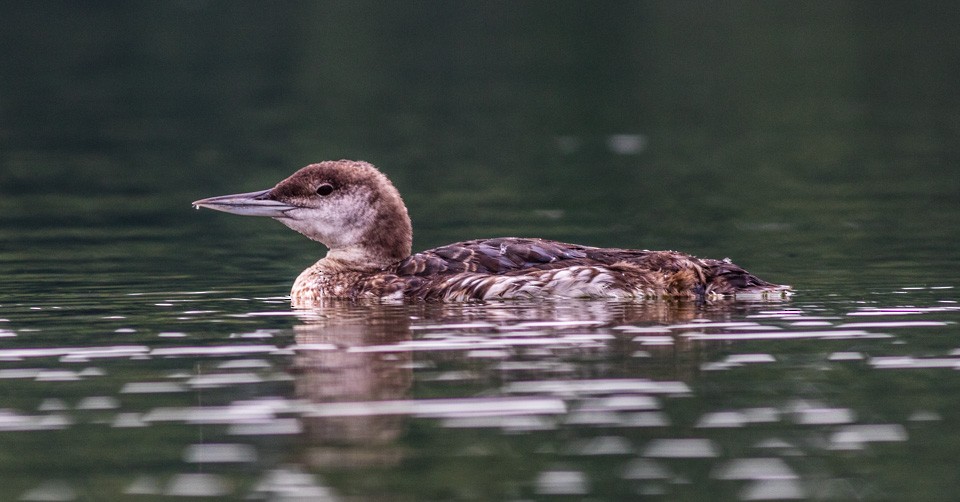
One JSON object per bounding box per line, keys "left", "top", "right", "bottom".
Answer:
{"left": 192, "top": 189, "right": 297, "bottom": 218}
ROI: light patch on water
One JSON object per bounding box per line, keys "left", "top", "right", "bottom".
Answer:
{"left": 578, "top": 395, "right": 660, "bottom": 411}
{"left": 643, "top": 438, "right": 719, "bottom": 458}
{"left": 112, "top": 413, "right": 147, "bottom": 428}
{"left": 793, "top": 407, "right": 855, "bottom": 425}
{"left": 712, "top": 457, "right": 798, "bottom": 480}
{"left": 725, "top": 353, "right": 777, "bottom": 364}
{"left": 696, "top": 411, "right": 746, "bottom": 428}
{"left": 76, "top": 396, "right": 119, "bottom": 410}
{"left": 754, "top": 438, "right": 797, "bottom": 449}
{"left": 144, "top": 399, "right": 293, "bottom": 425}
{"left": 0, "top": 410, "right": 71, "bottom": 431}
{"left": 847, "top": 306, "right": 960, "bottom": 316}
{"left": 150, "top": 345, "right": 279, "bottom": 357}
{"left": 466, "top": 349, "right": 510, "bottom": 358}
{"left": 183, "top": 443, "right": 258, "bottom": 463}
{"left": 0, "top": 328, "right": 15, "bottom": 337}
{"left": 740, "top": 479, "right": 806, "bottom": 500}
{"left": 291, "top": 343, "right": 337, "bottom": 352}
{"left": 424, "top": 370, "right": 478, "bottom": 381}
{"left": 791, "top": 320, "right": 834, "bottom": 327}
{"left": 124, "top": 475, "right": 160, "bottom": 495}
{"left": 441, "top": 415, "right": 556, "bottom": 431}
{"left": 157, "top": 332, "right": 188, "bottom": 338}
{"left": 568, "top": 436, "right": 633, "bottom": 455}
{"left": 79, "top": 367, "right": 105, "bottom": 377}
{"left": 229, "top": 311, "right": 303, "bottom": 318}
{"left": 828, "top": 352, "right": 864, "bottom": 361}
{"left": 165, "top": 473, "right": 231, "bottom": 497}
{"left": 742, "top": 407, "right": 780, "bottom": 423}
{"left": 614, "top": 326, "right": 671, "bottom": 334}
{"left": 0, "top": 368, "right": 42, "bottom": 379}
{"left": 35, "top": 370, "right": 81, "bottom": 382}
{"left": 830, "top": 424, "right": 908, "bottom": 448}
{"left": 230, "top": 330, "right": 277, "bottom": 339}
{"left": 495, "top": 361, "right": 576, "bottom": 373}
{"left": 503, "top": 379, "right": 690, "bottom": 396}
{"left": 18, "top": 480, "right": 76, "bottom": 501}
{"left": 303, "top": 397, "right": 567, "bottom": 418}
{"left": 535, "top": 469, "right": 589, "bottom": 495}
{"left": 228, "top": 418, "right": 303, "bottom": 436}
{"left": 869, "top": 356, "right": 960, "bottom": 369}
{"left": 0, "top": 346, "right": 149, "bottom": 361}
{"left": 512, "top": 320, "right": 607, "bottom": 330}
{"left": 632, "top": 335, "right": 674, "bottom": 346}
{"left": 667, "top": 321, "right": 764, "bottom": 330}
{"left": 217, "top": 358, "right": 273, "bottom": 369}
{"left": 908, "top": 410, "right": 942, "bottom": 422}
{"left": 38, "top": 399, "right": 68, "bottom": 411}
{"left": 683, "top": 330, "right": 887, "bottom": 341}
{"left": 350, "top": 334, "right": 617, "bottom": 353}
{"left": 251, "top": 468, "right": 338, "bottom": 500}
{"left": 839, "top": 321, "right": 948, "bottom": 328}
{"left": 410, "top": 322, "right": 498, "bottom": 331}
{"left": 606, "top": 133, "right": 648, "bottom": 155}
{"left": 120, "top": 382, "right": 186, "bottom": 393}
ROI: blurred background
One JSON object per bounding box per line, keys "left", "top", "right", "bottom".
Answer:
{"left": 1, "top": 1, "right": 958, "bottom": 294}
{"left": 2, "top": 3, "right": 960, "bottom": 500}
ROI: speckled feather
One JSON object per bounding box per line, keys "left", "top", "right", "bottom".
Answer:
{"left": 193, "top": 160, "right": 791, "bottom": 304}
{"left": 291, "top": 237, "right": 787, "bottom": 303}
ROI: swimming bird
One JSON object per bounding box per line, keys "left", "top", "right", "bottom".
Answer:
{"left": 193, "top": 160, "right": 790, "bottom": 303}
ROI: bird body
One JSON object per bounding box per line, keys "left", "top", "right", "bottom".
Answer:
{"left": 193, "top": 160, "right": 790, "bottom": 303}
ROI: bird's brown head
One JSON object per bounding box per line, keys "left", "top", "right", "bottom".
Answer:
{"left": 193, "top": 160, "right": 413, "bottom": 270}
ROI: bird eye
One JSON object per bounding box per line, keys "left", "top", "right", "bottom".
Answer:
{"left": 316, "top": 183, "right": 334, "bottom": 196}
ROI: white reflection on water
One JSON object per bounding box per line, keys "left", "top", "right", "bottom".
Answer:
{"left": 165, "top": 473, "right": 231, "bottom": 497}
{"left": 302, "top": 396, "right": 567, "bottom": 418}
{"left": 183, "top": 443, "right": 258, "bottom": 463}
{"left": 830, "top": 424, "right": 908, "bottom": 449}
{"left": 712, "top": 457, "right": 798, "bottom": 480}
{"left": 19, "top": 480, "right": 76, "bottom": 502}
{"left": 740, "top": 479, "right": 805, "bottom": 500}
{"left": 0, "top": 293, "right": 956, "bottom": 499}
{"left": 503, "top": 379, "right": 691, "bottom": 396}
{"left": 643, "top": 438, "right": 720, "bottom": 458}
{"left": 535, "top": 469, "right": 589, "bottom": 495}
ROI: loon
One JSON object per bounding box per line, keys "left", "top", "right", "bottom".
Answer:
{"left": 193, "top": 160, "right": 790, "bottom": 304}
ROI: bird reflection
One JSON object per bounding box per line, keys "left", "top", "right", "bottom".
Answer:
{"left": 288, "top": 297, "right": 786, "bottom": 469}
{"left": 290, "top": 300, "right": 413, "bottom": 469}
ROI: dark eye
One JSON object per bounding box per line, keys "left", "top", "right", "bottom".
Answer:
{"left": 316, "top": 183, "right": 334, "bottom": 196}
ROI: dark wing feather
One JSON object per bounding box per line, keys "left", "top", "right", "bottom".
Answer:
{"left": 391, "top": 238, "right": 786, "bottom": 300}
{"left": 393, "top": 238, "right": 590, "bottom": 276}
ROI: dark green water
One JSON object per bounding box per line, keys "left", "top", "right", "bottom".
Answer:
{"left": 1, "top": 2, "right": 959, "bottom": 500}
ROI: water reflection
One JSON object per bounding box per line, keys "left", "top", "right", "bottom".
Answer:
{"left": 0, "top": 290, "right": 958, "bottom": 499}
{"left": 290, "top": 301, "right": 412, "bottom": 469}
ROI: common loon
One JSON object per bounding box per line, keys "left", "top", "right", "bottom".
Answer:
{"left": 193, "top": 160, "right": 791, "bottom": 303}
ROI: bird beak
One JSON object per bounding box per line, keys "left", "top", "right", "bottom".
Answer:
{"left": 192, "top": 189, "right": 298, "bottom": 218}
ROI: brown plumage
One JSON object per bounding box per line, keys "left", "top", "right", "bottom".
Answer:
{"left": 192, "top": 160, "right": 791, "bottom": 304}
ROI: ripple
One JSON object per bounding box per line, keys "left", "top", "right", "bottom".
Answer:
{"left": 643, "top": 438, "right": 720, "bottom": 458}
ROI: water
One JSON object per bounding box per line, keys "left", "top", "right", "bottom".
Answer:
{"left": 2, "top": 2, "right": 960, "bottom": 500}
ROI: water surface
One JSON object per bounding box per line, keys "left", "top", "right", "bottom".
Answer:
{"left": 1, "top": 2, "right": 959, "bottom": 500}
